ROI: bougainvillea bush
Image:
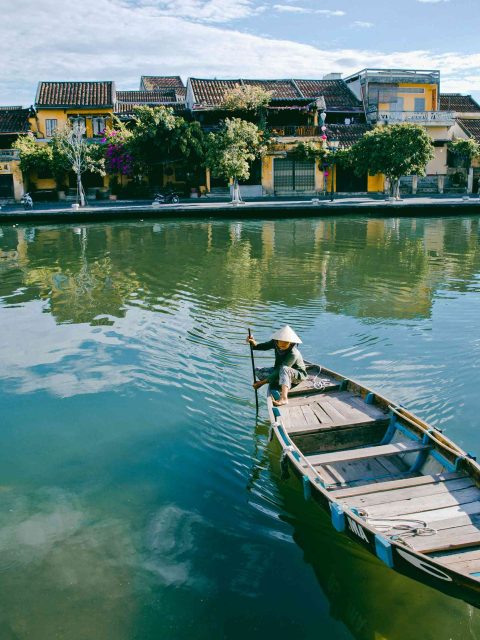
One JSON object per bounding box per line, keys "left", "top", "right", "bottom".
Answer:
{"left": 102, "top": 129, "right": 134, "bottom": 176}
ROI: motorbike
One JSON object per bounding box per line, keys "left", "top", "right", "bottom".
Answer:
{"left": 153, "top": 190, "right": 180, "bottom": 205}
{"left": 21, "top": 193, "right": 33, "bottom": 210}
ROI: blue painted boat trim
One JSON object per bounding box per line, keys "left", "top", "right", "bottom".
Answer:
{"left": 339, "top": 379, "right": 348, "bottom": 391}
{"left": 375, "top": 535, "right": 394, "bottom": 568}
{"left": 331, "top": 503, "right": 345, "bottom": 532}
{"left": 365, "top": 392, "right": 375, "bottom": 405}
{"left": 277, "top": 425, "right": 291, "bottom": 447}
{"left": 273, "top": 407, "right": 281, "bottom": 418}
{"left": 303, "top": 475, "right": 311, "bottom": 500}
{"left": 430, "top": 449, "right": 456, "bottom": 472}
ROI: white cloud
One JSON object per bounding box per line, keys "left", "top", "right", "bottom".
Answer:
{"left": 129, "top": 0, "right": 261, "bottom": 22}
{"left": 273, "top": 4, "right": 307, "bottom": 12}
{"left": 315, "top": 9, "right": 346, "bottom": 15}
{"left": 353, "top": 20, "right": 374, "bottom": 28}
{"left": 273, "top": 4, "right": 345, "bottom": 15}
{"left": 1, "top": 0, "right": 480, "bottom": 105}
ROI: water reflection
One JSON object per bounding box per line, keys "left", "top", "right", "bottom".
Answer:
{"left": 1, "top": 216, "right": 480, "bottom": 639}
{"left": 0, "top": 217, "right": 479, "bottom": 325}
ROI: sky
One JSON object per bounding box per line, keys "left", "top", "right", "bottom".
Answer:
{"left": 2, "top": 0, "right": 480, "bottom": 106}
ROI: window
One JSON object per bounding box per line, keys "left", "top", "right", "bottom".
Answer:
{"left": 414, "top": 97, "right": 426, "bottom": 111}
{"left": 70, "top": 117, "right": 86, "bottom": 134}
{"left": 45, "top": 119, "right": 57, "bottom": 137}
{"left": 92, "top": 117, "right": 106, "bottom": 136}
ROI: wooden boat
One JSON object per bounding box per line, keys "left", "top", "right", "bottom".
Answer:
{"left": 267, "top": 363, "right": 480, "bottom": 606}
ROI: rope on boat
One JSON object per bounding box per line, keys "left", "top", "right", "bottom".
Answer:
{"left": 312, "top": 370, "right": 332, "bottom": 390}
{"left": 354, "top": 508, "right": 437, "bottom": 545}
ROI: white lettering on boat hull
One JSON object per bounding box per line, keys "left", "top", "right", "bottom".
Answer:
{"left": 397, "top": 549, "right": 453, "bottom": 582}
{"left": 347, "top": 517, "right": 369, "bottom": 543}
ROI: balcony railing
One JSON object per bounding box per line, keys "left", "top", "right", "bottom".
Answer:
{"left": 375, "top": 110, "right": 455, "bottom": 125}
{"left": 268, "top": 125, "right": 321, "bottom": 137}
{"left": 0, "top": 149, "right": 20, "bottom": 161}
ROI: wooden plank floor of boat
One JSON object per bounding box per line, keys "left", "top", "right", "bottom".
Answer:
{"left": 332, "top": 469, "right": 480, "bottom": 571}
{"left": 280, "top": 390, "right": 389, "bottom": 435}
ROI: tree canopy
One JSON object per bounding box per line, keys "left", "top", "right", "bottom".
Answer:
{"left": 350, "top": 123, "right": 434, "bottom": 196}
{"left": 448, "top": 138, "right": 480, "bottom": 168}
{"left": 206, "top": 117, "right": 266, "bottom": 184}
{"left": 126, "top": 106, "right": 206, "bottom": 176}
{"left": 222, "top": 85, "right": 273, "bottom": 113}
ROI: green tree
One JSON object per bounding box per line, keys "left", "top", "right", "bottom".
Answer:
{"left": 448, "top": 139, "right": 480, "bottom": 193}
{"left": 206, "top": 117, "right": 267, "bottom": 203}
{"left": 292, "top": 140, "right": 330, "bottom": 164}
{"left": 14, "top": 135, "right": 53, "bottom": 185}
{"left": 350, "top": 124, "right": 434, "bottom": 199}
{"left": 127, "top": 106, "right": 206, "bottom": 186}
{"left": 14, "top": 134, "right": 70, "bottom": 191}
{"left": 222, "top": 84, "right": 272, "bottom": 129}
{"left": 53, "top": 122, "right": 105, "bottom": 206}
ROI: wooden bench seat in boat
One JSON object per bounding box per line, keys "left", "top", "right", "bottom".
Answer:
{"left": 306, "top": 440, "right": 430, "bottom": 467}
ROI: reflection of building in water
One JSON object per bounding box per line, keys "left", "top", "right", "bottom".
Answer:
{"left": 1, "top": 218, "right": 480, "bottom": 324}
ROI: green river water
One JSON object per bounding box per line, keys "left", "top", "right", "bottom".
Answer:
{"left": 1, "top": 215, "right": 480, "bottom": 640}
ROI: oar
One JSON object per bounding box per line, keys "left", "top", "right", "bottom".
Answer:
{"left": 248, "top": 327, "right": 259, "bottom": 414}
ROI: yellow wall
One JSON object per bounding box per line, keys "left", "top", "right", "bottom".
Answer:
{"left": 367, "top": 173, "right": 385, "bottom": 192}
{"left": 32, "top": 108, "right": 112, "bottom": 139}
{"left": 0, "top": 160, "right": 25, "bottom": 200}
{"left": 262, "top": 155, "right": 274, "bottom": 194}
{"left": 378, "top": 83, "right": 437, "bottom": 112}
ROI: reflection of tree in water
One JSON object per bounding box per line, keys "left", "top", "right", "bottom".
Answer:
{"left": 0, "top": 217, "right": 479, "bottom": 324}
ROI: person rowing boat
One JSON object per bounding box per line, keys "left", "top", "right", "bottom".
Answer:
{"left": 246, "top": 325, "right": 307, "bottom": 406}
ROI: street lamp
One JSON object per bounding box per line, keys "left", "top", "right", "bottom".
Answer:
{"left": 328, "top": 137, "right": 340, "bottom": 201}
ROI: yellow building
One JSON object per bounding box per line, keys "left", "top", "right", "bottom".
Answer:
{"left": 30, "top": 81, "right": 115, "bottom": 197}
{"left": 0, "top": 106, "right": 31, "bottom": 202}
{"left": 345, "top": 69, "right": 456, "bottom": 193}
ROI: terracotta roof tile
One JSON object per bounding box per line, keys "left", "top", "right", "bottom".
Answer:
{"left": 116, "top": 90, "right": 182, "bottom": 103}
{"left": 140, "top": 76, "right": 184, "bottom": 91}
{"left": 457, "top": 118, "right": 480, "bottom": 143}
{"left": 36, "top": 81, "right": 114, "bottom": 107}
{"left": 189, "top": 77, "right": 362, "bottom": 111}
{"left": 114, "top": 102, "right": 186, "bottom": 118}
{"left": 326, "top": 123, "right": 368, "bottom": 148}
{"left": 0, "top": 106, "right": 31, "bottom": 134}
{"left": 440, "top": 93, "right": 480, "bottom": 113}
{"left": 295, "top": 79, "right": 363, "bottom": 110}
{"left": 243, "top": 79, "right": 302, "bottom": 100}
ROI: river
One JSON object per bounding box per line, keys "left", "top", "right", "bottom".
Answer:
{"left": 0, "top": 215, "right": 480, "bottom": 639}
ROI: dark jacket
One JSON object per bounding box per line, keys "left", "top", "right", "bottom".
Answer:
{"left": 253, "top": 340, "right": 307, "bottom": 381}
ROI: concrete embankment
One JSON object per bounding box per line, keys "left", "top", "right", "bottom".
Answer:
{"left": 1, "top": 196, "right": 480, "bottom": 224}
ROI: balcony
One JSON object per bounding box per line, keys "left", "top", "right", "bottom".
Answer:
{"left": 268, "top": 125, "right": 321, "bottom": 138}
{"left": 375, "top": 110, "right": 455, "bottom": 126}
{"left": 0, "top": 149, "right": 20, "bottom": 162}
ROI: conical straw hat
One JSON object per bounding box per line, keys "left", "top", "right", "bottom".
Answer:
{"left": 271, "top": 325, "right": 302, "bottom": 344}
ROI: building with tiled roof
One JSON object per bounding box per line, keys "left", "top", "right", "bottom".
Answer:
{"left": 0, "top": 107, "right": 31, "bottom": 137}
{"left": 186, "top": 77, "right": 361, "bottom": 113}
{"left": 35, "top": 81, "right": 115, "bottom": 108}
{"left": 440, "top": 94, "right": 480, "bottom": 114}
{"left": 0, "top": 107, "right": 31, "bottom": 201}
{"left": 114, "top": 89, "right": 186, "bottom": 120}
{"left": 140, "top": 76, "right": 185, "bottom": 92}
{"left": 326, "top": 123, "right": 369, "bottom": 148}
{"left": 294, "top": 79, "right": 363, "bottom": 112}
{"left": 456, "top": 118, "right": 480, "bottom": 144}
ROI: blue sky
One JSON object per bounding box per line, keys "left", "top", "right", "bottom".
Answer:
{"left": 2, "top": 0, "right": 480, "bottom": 105}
